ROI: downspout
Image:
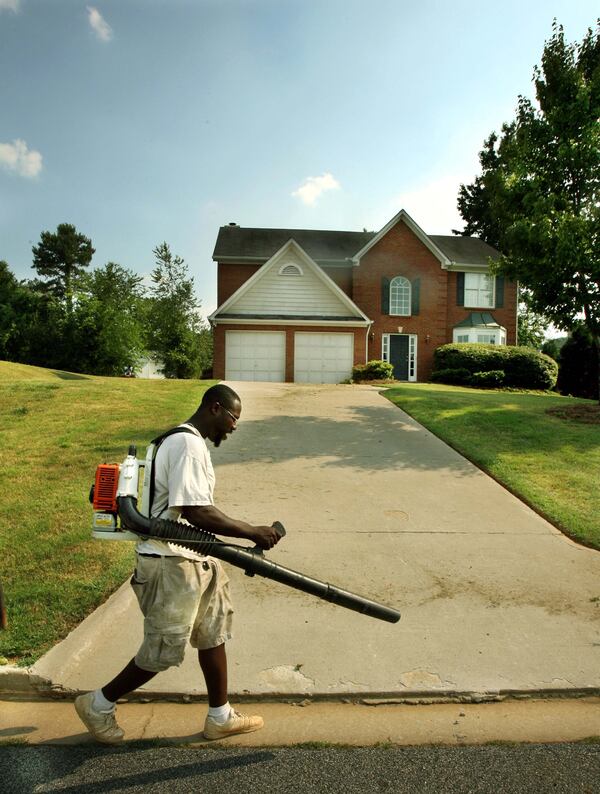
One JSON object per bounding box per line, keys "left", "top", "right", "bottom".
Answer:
{"left": 365, "top": 322, "right": 373, "bottom": 363}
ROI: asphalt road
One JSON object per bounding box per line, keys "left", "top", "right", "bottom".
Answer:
{"left": 2, "top": 744, "right": 599, "bottom": 794}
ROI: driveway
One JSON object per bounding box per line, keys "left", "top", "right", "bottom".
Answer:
{"left": 33, "top": 382, "right": 600, "bottom": 699}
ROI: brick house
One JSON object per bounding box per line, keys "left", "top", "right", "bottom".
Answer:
{"left": 209, "top": 210, "right": 517, "bottom": 383}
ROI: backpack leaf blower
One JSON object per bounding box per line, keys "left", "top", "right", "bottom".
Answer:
{"left": 90, "top": 445, "right": 400, "bottom": 624}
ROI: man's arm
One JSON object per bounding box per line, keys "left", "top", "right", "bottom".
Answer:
{"left": 180, "top": 505, "right": 281, "bottom": 550}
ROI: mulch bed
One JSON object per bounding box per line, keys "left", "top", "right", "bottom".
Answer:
{"left": 546, "top": 404, "right": 600, "bottom": 424}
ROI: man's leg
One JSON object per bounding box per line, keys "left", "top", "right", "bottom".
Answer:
{"left": 199, "top": 643, "right": 264, "bottom": 740}
{"left": 198, "top": 643, "right": 228, "bottom": 707}
{"left": 102, "top": 658, "right": 157, "bottom": 702}
{"left": 74, "top": 659, "right": 157, "bottom": 745}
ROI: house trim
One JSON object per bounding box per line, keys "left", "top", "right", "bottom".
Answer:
{"left": 214, "top": 317, "right": 369, "bottom": 327}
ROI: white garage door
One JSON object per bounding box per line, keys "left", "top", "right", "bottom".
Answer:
{"left": 225, "top": 331, "right": 286, "bottom": 382}
{"left": 294, "top": 332, "right": 354, "bottom": 384}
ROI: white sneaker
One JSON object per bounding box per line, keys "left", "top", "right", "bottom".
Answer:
{"left": 203, "top": 709, "right": 264, "bottom": 740}
{"left": 74, "top": 691, "right": 124, "bottom": 744}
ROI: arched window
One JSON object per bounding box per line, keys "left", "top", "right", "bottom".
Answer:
{"left": 390, "top": 276, "right": 411, "bottom": 316}
{"left": 278, "top": 263, "right": 303, "bottom": 276}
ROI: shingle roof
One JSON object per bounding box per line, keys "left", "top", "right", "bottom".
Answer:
{"left": 213, "top": 225, "right": 375, "bottom": 265}
{"left": 212, "top": 225, "right": 500, "bottom": 267}
{"left": 454, "top": 312, "right": 502, "bottom": 328}
{"left": 429, "top": 235, "right": 500, "bottom": 265}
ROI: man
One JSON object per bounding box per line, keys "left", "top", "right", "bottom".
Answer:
{"left": 75, "top": 383, "right": 281, "bottom": 744}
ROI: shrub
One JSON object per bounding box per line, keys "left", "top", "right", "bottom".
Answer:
{"left": 433, "top": 344, "right": 557, "bottom": 390}
{"left": 469, "top": 370, "right": 505, "bottom": 388}
{"left": 429, "top": 367, "right": 472, "bottom": 385}
{"left": 352, "top": 359, "right": 394, "bottom": 382}
{"left": 556, "top": 325, "right": 599, "bottom": 400}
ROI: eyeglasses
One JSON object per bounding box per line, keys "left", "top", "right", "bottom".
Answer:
{"left": 219, "top": 403, "right": 239, "bottom": 426}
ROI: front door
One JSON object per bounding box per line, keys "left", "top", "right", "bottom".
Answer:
{"left": 389, "top": 334, "right": 409, "bottom": 380}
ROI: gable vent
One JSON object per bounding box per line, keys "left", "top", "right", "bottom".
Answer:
{"left": 279, "top": 263, "right": 303, "bottom": 276}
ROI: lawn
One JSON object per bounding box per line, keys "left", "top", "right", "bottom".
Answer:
{"left": 383, "top": 383, "right": 600, "bottom": 551}
{"left": 0, "top": 361, "right": 215, "bottom": 665}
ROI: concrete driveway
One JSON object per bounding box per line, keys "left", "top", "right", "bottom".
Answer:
{"left": 32, "top": 382, "right": 600, "bottom": 700}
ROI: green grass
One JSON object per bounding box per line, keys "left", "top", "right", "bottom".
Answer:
{"left": 383, "top": 383, "right": 600, "bottom": 550}
{"left": 0, "top": 361, "right": 215, "bottom": 665}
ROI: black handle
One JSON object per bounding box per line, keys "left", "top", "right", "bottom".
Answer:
{"left": 245, "top": 520, "right": 286, "bottom": 576}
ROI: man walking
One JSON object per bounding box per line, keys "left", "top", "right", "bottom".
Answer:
{"left": 75, "top": 384, "right": 282, "bottom": 744}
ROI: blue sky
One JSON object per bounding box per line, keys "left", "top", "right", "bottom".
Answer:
{"left": 1, "top": 0, "right": 597, "bottom": 316}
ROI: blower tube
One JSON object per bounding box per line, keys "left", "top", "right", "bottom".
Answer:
{"left": 117, "top": 496, "right": 400, "bottom": 624}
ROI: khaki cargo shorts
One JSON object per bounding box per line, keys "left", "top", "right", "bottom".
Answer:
{"left": 130, "top": 553, "right": 234, "bottom": 673}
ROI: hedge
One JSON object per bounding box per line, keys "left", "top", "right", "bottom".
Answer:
{"left": 433, "top": 344, "right": 558, "bottom": 390}
{"left": 352, "top": 359, "right": 394, "bottom": 381}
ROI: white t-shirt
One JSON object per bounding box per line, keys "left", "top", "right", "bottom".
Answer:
{"left": 136, "top": 423, "right": 215, "bottom": 560}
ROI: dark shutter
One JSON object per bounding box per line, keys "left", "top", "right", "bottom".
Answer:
{"left": 381, "top": 277, "right": 390, "bottom": 314}
{"left": 411, "top": 278, "right": 420, "bottom": 315}
{"left": 495, "top": 275, "right": 504, "bottom": 308}
{"left": 456, "top": 272, "right": 465, "bottom": 306}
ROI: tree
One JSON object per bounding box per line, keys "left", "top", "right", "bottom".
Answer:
{"left": 73, "top": 262, "right": 146, "bottom": 375}
{"left": 0, "top": 261, "right": 63, "bottom": 365}
{"left": 556, "top": 323, "right": 599, "bottom": 399}
{"left": 517, "top": 304, "right": 548, "bottom": 350}
{"left": 145, "top": 242, "right": 206, "bottom": 379}
{"left": 32, "top": 223, "right": 95, "bottom": 312}
{"left": 456, "top": 21, "right": 600, "bottom": 400}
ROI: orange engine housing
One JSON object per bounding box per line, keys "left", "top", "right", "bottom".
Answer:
{"left": 93, "top": 464, "right": 120, "bottom": 513}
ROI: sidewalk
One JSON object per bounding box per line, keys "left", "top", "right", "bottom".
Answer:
{"left": 3, "top": 382, "right": 600, "bottom": 706}
{"left": 2, "top": 698, "right": 600, "bottom": 746}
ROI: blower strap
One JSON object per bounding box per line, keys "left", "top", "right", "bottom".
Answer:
{"left": 148, "top": 425, "right": 199, "bottom": 514}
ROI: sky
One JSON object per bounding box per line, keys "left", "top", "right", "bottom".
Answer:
{"left": 1, "top": 0, "right": 598, "bottom": 317}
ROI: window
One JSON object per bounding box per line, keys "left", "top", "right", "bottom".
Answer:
{"left": 390, "top": 276, "right": 411, "bottom": 316}
{"left": 452, "top": 328, "right": 506, "bottom": 345}
{"left": 464, "top": 273, "right": 494, "bottom": 308}
{"left": 279, "top": 263, "right": 303, "bottom": 276}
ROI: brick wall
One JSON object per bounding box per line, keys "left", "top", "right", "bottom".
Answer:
{"left": 217, "top": 262, "right": 261, "bottom": 306}
{"left": 353, "top": 220, "right": 449, "bottom": 380}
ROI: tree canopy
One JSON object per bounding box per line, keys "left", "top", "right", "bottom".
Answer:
{"left": 145, "top": 242, "right": 210, "bottom": 379}
{"left": 31, "top": 223, "right": 95, "bottom": 312}
{"left": 456, "top": 20, "right": 600, "bottom": 397}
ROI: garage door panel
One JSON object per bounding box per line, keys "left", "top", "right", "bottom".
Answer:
{"left": 294, "top": 332, "right": 354, "bottom": 384}
{"left": 225, "top": 331, "right": 285, "bottom": 382}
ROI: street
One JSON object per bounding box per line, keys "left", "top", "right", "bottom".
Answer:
{"left": 2, "top": 743, "right": 599, "bottom": 794}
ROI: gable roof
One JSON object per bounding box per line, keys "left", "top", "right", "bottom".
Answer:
{"left": 213, "top": 225, "right": 374, "bottom": 266}
{"left": 209, "top": 239, "right": 370, "bottom": 325}
{"left": 213, "top": 215, "right": 500, "bottom": 270}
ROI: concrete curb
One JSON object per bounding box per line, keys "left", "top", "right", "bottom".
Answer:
{"left": 0, "top": 666, "right": 53, "bottom": 696}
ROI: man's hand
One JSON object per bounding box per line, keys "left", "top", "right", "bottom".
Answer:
{"left": 249, "top": 524, "right": 282, "bottom": 550}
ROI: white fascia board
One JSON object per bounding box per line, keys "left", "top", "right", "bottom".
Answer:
{"left": 442, "top": 261, "right": 496, "bottom": 272}
{"left": 211, "top": 317, "right": 370, "bottom": 327}
{"left": 210, "top": 238, "right": 370, "bottom": 323}
{"left": 352, "top": 209, "right": 451, "bottom": 267}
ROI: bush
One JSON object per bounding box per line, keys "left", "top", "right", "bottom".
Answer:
{"left": 433, "top": 344, "right": 558, "bottom": 390}
{"left": 556, "top": 325, "right": 599, "bottom": 400}
{"left": 469, "top": 370, "right": 505, "bottom": 388}
{"left": 430, "top": 367, "right": 472, "bottom": 385}
{"left": 352, "top": 359, "right": 394, "bottom": 381}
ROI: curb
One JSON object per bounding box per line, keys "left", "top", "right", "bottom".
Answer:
{"left": 2, "top": 666, "right": 600, "bottom": 705}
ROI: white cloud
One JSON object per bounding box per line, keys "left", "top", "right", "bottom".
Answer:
{"left": 292, "top": 172, "right": 341, "bottom": 206}
{"left": 366, "top": 173, "right": 468, "bottom": 235}
{"left": 0, "top": 0, "right": 20, "bottom": 12}
{"left": 0, "top": 139, "right": 43, "bottom": 178}
{"left": 87, "top": 6, "right": 113, "bottom": 42}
